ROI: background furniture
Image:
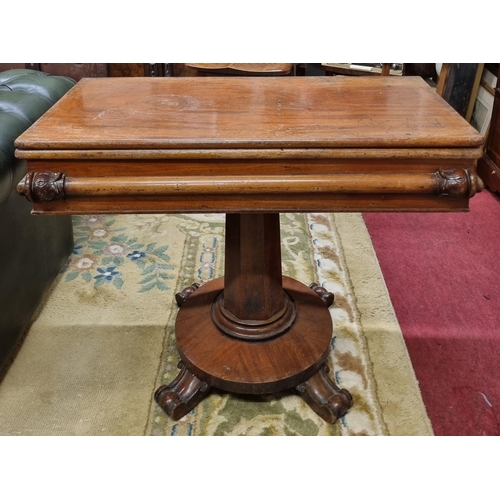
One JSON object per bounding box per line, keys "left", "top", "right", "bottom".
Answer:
{"left": 321, "top": 63, "right": 402, "bottom": 76}
{"left": 0, "top": 64, "right": 170, "bottom": 81}
{"left": 0, "top": 69, "right": 75, "bottom": 371}
{"left": 436, "top": 63, "right": 484, "bottom": 120}
{"left": 182, "top": 63, "right": 294, "bottom": 77}
{"left": 477, "top": 65, "right": 500, "bottom": 192}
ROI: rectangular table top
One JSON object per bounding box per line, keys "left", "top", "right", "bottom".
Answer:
{"left": 15, "top": 76, "right": 483, "bottom": 153}
{"left": 14, "top": 76, "right": 484, "bottom": 215}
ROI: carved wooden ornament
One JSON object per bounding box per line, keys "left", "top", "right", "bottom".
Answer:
{"left": 435, "top": 168, "right": 483, "bottom": 198}
{"left": 17, "top": 172, "right": 66, "bottom": 203}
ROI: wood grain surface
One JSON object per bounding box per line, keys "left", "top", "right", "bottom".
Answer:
{"left": 15, "top": 76, "right": 484, "bottom": 214}
{"left": 174, "top": 276, "right": 332, "bottom": 394}
{"left": 15, "top": 77, "right": 484, "bottom": 151}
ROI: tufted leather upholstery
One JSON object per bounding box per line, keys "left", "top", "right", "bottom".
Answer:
{"left": 0, "top": 69, "right": 75, "bottom": 204}
{"left": 0, "top": 69, "right": 75, "bottom": 370}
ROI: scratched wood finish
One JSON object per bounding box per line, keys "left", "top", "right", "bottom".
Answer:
{"left": 60, "top": 172, "right": 458, "bottom": 196}
{"left": 14, "top": 76, "right": 483, "bottom": 214}
{"left": 26, "top": 194, "right": 470, "bottom": 215}
{"left": 16, "top": 148, "right": 483, "bottom": 160}
{"left": 15, "top": 77, "right": 483, "bottom": 150}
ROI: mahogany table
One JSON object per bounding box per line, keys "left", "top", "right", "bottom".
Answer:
{"left": 15, "top": 77, "right": 484, "bottom": 423}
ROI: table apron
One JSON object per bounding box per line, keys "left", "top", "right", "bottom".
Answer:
{"left": 16, "top": 165, "right": 482, "bottom": 214}
{"left": 19, "top": 170, "right": 478, "bottom": 198}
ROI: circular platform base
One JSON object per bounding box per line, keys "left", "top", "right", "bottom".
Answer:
{"left": 175, "top": 276, "right": 333, "bottom": 394}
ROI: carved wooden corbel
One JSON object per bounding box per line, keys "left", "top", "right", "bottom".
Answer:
{"left": 175, "top": 283, "right": 201, "bottom": 307}
{"left": 17, "top": 172, "right": 66, "bottom": 202}
{"left": 309, "top": 283, "right": 335, "bottom": 307}
{"left": 434, "top": 168, "right": 483, "bottom": 198}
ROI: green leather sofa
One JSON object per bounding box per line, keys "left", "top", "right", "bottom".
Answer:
{"left": 0, "top": 69, "right": 75, "bottom": 370}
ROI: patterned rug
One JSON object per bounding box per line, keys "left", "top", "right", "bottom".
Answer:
{"left": 0, "top": 213, "right": 433, "bottom": 436}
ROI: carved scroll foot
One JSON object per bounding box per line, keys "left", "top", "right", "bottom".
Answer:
{"left": 309, "top": 283, "right": 334, "bottom": 308}
{"left": 296, "top": 364, "right": 353, "bottom": 424}
{"left": 154, "top": 361, "right": 211, "bottom": 420}
{"left": 175, "top": 283, "right": 201, "bottom": 307}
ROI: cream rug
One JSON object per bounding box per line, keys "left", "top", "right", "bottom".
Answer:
{"left": 0, "top": 213, "right": 433, "bottom": 436}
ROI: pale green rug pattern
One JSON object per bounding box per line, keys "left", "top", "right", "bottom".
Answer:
{"left": 0, "top": 213, "right": 433, "bottom": 436}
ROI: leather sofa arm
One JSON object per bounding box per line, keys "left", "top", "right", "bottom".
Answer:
{"left": 0, "top": 69, "right": 75, "bottom": 204}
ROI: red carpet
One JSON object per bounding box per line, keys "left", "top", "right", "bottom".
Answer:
{"left": 363, "top": 189, "right": 500, "bottom": 435}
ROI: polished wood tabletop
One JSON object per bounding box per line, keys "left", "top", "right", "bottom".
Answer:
{"left": 16, "top": 76, "right": 483, "bottom": 151}
{"left": 15, "top": 76, "right": 484, "bottom": 215}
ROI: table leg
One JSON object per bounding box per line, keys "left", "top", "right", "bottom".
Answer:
{"left": 155, "top": 213, "right": 352, "bottom": 423}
